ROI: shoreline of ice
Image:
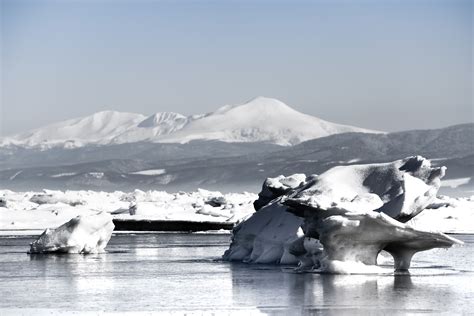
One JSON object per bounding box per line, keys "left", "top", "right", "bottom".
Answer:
{"left": 0, "top": 186, "right": 473, "bottom": 235}
{"left": 0, "top": 188, "right": 257, "bottom": 233}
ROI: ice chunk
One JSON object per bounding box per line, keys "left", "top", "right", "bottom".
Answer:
{"left": 30, "top": 190, "right": 85, "bottom": 206}
{"left": 224, "top": 156, "right": 462, "bottom": 273}
{"left": 253, "top": 174, "right": 307, "bottom": 211}
{"left": 29, "top": 212, "right": 114, "bottom": 254}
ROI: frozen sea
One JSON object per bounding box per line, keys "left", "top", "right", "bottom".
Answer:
{"left": 0, "top": 233, "right": 473, "bottom": 315}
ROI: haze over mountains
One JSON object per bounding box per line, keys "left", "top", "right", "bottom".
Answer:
{"left": 0, "top": 97, "right": 378, "bottom": 148}
{"left": 0, "top": 97, "right": 472, "bottom": 196}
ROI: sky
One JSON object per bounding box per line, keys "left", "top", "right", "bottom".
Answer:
{"left": 1, "top": 0, "right": 472, "bottom": 136}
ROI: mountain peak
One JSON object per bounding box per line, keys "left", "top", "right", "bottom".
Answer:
{"left": 87, "top": 110, "right": 142, "bottom": 120}
{"left": 247, "top": 96, "right": 288, "bottom": 105}
{"left": 159, "top": 97, "right": 379, "bottom": 146}
{"left": 210, "top": 97, "right": 299, "bottom": 122}
{"left": 233, "top": 96, "right": 293, "bottom": 112}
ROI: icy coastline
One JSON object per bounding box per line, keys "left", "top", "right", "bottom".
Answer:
{"left": 0, "top": 187, "right": 472, "bottom": 235}
{"left": 0, "top": 189, "right": 256, "bottom": 234}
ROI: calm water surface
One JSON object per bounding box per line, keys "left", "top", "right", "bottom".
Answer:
{"left": 0, "top": 233, "right": 473, "bottom": 315}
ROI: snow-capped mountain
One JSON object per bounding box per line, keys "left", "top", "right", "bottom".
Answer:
{"left": 0, "top": 97, "right": 379, "bottom": 148}
{"left": 1, "top": 111, "right": 146, "bottom": 149}
{"left": 158, "top": 97, "right": 377, "bottom": 145}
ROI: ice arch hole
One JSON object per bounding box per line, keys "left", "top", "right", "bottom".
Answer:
{"left": 377, "top": 250, "right": 395, "bottom": 266}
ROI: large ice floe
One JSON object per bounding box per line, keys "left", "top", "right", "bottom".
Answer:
{"left": 223, "top": 156, "right": 463, "bottom": 273}
{"left": 29, "top": 212, "right": 114, "bottom": 254}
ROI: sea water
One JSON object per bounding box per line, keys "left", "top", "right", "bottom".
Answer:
{"left": 0, "top": 233, "right": 473, "bottom": 314}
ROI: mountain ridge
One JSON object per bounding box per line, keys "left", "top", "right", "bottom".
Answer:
{"left": 0, "top": 97, "right": 380, "bottom": 148}
{"left": 1, "top": 122, "right": 472, "bottom": 196}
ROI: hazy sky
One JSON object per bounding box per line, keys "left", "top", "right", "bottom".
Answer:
{"left": 1, "top": 0, "right": 472, "bottom": 136}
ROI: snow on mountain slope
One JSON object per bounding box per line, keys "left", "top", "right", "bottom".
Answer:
{"left": 1, "top": 111, "right": 147, "bottom": 148}
{"left": 0, "top": 97, "right": 380, "bottom": 148}
{"left": 111, "top": 112, "right": 190, "bottom": 144}
{"left": 159, "top": 97, "right": 379, "bottom": 146}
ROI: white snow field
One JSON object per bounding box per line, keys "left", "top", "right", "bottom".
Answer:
{"left": 0, "top": 185, "right": 472, "bottom": 237}
{"left": 223, "top": 156, "right": 470, "bottom": 274}
{"left": 0, "top": 97, "right": 379, "bottom": 148}
{"left": 29, "top": 212, "right": 114, "bottom": 254}
{"left": 0, "top": 189, "right": 257, "bottom": 233}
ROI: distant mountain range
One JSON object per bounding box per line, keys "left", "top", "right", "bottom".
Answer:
{"left": 0, "top": 97, "right": 472, "bottom": 196}
{"left": 0, "top": 97, "right": 378, "bottom": 148}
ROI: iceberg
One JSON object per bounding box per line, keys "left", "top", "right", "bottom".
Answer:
{"left": 223, "top": 156, "right": 463, "bottom": 273}
{"left": 29, "top": 212, "right": 114, "bottom": 254}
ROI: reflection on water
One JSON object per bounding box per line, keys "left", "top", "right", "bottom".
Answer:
{"left": 393, "top": 274, "right": 414, "bottom": 289}
{"left": 227, "top": 265, "right": 463, "bottom": 315}
{"left": 0, "top": 234, "right": 472, "bottom": 314}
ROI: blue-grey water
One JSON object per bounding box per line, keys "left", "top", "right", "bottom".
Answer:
{"left": 0, "top": 233, "right": 473, "bottom": 315}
